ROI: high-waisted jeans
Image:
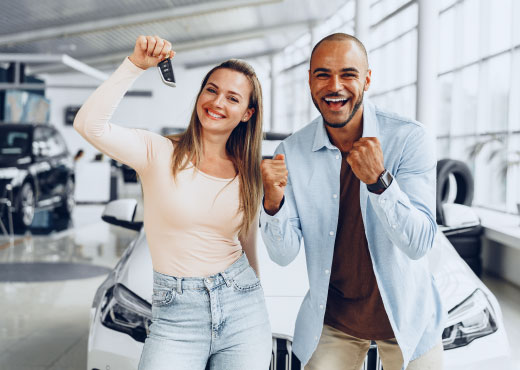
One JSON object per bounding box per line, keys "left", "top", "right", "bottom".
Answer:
{"left": 138, "top": 252, "right": 272, "bottom": 370}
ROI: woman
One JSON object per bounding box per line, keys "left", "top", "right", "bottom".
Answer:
{"left": 74, "top": 35, "right": 271, "bottom": 370}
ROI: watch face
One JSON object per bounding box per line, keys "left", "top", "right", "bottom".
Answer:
{"left": 381, "top": 170, "right": 393, "bottom": 187}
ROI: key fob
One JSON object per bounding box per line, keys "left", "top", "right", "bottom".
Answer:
{"left": 157, "top": 58, "right": 176, "bottom": 87}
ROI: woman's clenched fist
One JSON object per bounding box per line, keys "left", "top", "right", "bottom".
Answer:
{"left": 129, "top": 35, "right": 175, "bottom": 70}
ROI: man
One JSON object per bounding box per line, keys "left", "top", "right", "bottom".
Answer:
{"left": 260, "top": 33, "right": 445, "bottom": 370}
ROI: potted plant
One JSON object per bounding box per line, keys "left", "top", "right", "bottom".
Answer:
{"left": 468, "top": 135, "right": 520, "bottom": 216}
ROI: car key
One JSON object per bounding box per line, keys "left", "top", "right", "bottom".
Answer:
{"left": 157, "top": 58, "right": 176, "bottom": 87}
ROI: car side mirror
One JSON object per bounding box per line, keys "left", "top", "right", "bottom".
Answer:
{"left": 101, "top": 199, "right": 143, "bottom": 231}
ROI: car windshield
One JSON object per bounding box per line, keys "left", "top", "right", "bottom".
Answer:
{"left": 0, "top": 127, "right": 30, "bottom": 156}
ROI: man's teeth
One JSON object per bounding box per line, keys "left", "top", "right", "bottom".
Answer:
{"left": 208, "top": 111, "right": 224, "bottom": 118}
{"left": 324, "top": 97, "right": 348, "bottom": 102}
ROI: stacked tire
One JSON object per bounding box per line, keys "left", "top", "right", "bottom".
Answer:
{"left": 437, "top": 159, "right": 483, "bottom": 277}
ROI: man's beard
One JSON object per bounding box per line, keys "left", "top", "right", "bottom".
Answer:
{"left": 312, "top": 89, "right": 365, "bottom": 129}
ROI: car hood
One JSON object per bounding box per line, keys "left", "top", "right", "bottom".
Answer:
{"left": 114, "top": 231, "right": 309, "bottom": 302}
{"left": 113, "top": 229, "right": 494, "bottom": 337}
{"left": 429, "top": 231, "right": 493, "bottom": 312}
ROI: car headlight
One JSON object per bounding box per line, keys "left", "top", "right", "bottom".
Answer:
{"left": 442, "top": 289, "right": 498, "bottom": 350}
{"left": 100, "top": 283, "right": 152, "bottom": 343}
{"left": 92, "top": 236, "right": 139, "bottom": 309}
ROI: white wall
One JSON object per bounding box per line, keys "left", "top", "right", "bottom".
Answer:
{"left": 43, "top": 58, "right": 271, "bottom": 161}
{"left": 44, "top": 61, "right": 207, "bottom": 160}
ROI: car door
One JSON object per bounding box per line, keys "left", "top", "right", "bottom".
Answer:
{"left": 47, "top": 127, "right": 73, "bottom": 198}
{"left": 31, "top": 126, "right": 53, "bottom": 203}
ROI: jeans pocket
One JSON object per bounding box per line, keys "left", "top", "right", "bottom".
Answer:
{"left": 152, "top": 286, "right": 175, "bottom": 307}
{"left": 232, "top": 266, "right": 261, "bottom": 292}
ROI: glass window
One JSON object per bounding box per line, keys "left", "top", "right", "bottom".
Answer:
{"left": 439, "top": 6, "right": 456, "bottom": 73}
{"left": 462, "top": 0, "right": 480, "bottom": 65}
{"left": 368, "top": 48, "right": 386, "bottom": 94}
{"left": 276, "top": 64, "right": 310, "bottom": 132}
{"left": 506, "top": 134, "right": 520, "bottom": 213}
{"left": 369, "top": 85, "right": 416, "bottom": 119}
{"left": 514, "top": 0, "right": 520, "bottom": 45}
{"left": 437, "top": 73, "right": 454, "bottom": 138}
{"left": 477, "top": 54, "right": 511, "bottom": 134}
{"left": 370, "top": 3, "right": 417, "bottom": 49}
{"left": 451, "top": 65, "right": 479, "bottom": 136}
{"left": 437, "top": 138, "right": 450, "bottom": 159}
{"left": 370, "top": 0, "right": 415, "bottom": 27}
{"left": 0, "top": 128, "right": 30, "bottom": 156}
{"left": 399, "top": 29, "right": 418, "bottom": 86}
{"left": 439, "top": 0, "right": 458, "bottom": 11}
{"left": 483, "top": 0, "right": 512, "bottom": 56}
{"left": 509, "top": 50, "right": 520, "bottom": 132}
{"left": 472, "top": 134, "right": 507, "bottom": 209}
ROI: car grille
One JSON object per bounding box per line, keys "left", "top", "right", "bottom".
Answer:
{"left": 271, "top": 336, "right": 382, "bottom": 370}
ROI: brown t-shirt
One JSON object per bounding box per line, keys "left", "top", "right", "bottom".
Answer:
{"left": 323, "top": 151, "right": 394, "bottom": 340}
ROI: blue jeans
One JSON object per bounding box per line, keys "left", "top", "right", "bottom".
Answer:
{"left": 138, "top": 253, "right": 272, "bottom": 370}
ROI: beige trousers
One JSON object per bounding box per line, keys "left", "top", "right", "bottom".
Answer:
{"left": 305, "top": 325, "right": 444, "bottom": 370}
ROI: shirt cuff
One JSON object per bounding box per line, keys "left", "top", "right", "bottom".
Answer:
{"left": 367, "top": 178, "right": 409, "bottom": 230}
{"left": 260, "top": 196, "right": 289, "bottom": 229}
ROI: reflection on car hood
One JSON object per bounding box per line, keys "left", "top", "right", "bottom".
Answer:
{"left": 116, "top": 231, "right": 154, "bottom": 303}
{"left": 115, "top": 229, "right": 486, "bottom": 312}
{"left": 429, "top": 231, "right": 489, "bottom": 311}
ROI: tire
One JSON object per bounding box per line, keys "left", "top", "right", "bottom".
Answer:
{"left": 436, "top": 159, "right": 474, "bottom": 225}
{"left": 448, "top": 236, "right": 482, "bottom": 259}
{"left": 13, "top": 182, "right": 35, "bottom": 231}
{"left": 55, "top": 178, "right": 75, "bottom": 217}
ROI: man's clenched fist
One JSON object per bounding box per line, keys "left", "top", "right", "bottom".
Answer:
{"left": 346, "top": 137, "right": 385, "bottom": 185}
{"left": 261, "top": 154, "right": 288, "bottom": 215}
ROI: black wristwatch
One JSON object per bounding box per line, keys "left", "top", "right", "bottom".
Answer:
{"left": 367, "top": 169, "right": 393, "bottom": 193}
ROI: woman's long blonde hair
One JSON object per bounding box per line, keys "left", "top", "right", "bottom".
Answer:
{"left": 166, "top": 59, "right": 263, "bottom": 238}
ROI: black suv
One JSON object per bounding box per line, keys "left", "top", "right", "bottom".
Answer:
{"left": 0, "top": 123, "right": 75, "bottom": 231}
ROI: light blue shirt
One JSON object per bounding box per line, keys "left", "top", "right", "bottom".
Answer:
{"left": 260, "top": 100, "right": 446, "bottom": 368}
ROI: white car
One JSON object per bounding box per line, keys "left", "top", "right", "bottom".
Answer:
{"left": 87, "top": 200, "right": 511, "bottom": 370}
{"left": 87, "top": 138, "right": 511, "bottom": 370}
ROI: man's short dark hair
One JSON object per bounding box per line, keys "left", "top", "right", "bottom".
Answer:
{"left": 310, "top": 33, "right": 369, "bottom": 70}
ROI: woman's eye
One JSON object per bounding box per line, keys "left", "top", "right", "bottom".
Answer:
{"left": 229, "top": 96, "right": 239, "bottom": 103}
{"left": 207, "top": 87, "right": 216, "bottom": 93}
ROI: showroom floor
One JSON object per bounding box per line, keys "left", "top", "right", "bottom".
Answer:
{"left": 0, "top": 205, "right": 519, "bottom": 370}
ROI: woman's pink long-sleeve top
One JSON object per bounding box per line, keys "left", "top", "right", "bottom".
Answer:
{"left": 74, "top": 58, "right": 243, "bottom": 277}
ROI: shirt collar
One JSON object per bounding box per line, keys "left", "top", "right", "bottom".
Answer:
{"left": 311, "top": 116, "right": 336, "bottom": 152}
{"left": 311, "top": 99, "right": 379, "bottom": 152}
{"left": 361, "top": 99, "right": 379, "bottom": 138}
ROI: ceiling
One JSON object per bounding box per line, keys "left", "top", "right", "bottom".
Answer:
{"left": 0, "top": 0, "right": 350, "bottom": 75}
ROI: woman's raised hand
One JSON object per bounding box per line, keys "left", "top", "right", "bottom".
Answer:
{"left": 128, "top": 35, "right": 175, "bottom": 70}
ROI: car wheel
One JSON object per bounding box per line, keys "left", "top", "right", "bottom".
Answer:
{"left": 436, "top": 159, "right": 474, "bottom": 225}
{"left": 14, "top": 182, "right": 35, "bottom": 231}
{"left": 56, "top": 178, "right": 75, "bottom": 217}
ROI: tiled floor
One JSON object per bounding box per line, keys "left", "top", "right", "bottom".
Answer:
{"left": 482, "top": 274, "right": 520, "bottom": 369}
{"left": 0, "top": 205, "right": 137, "bottom": 370}
{"left": 1, "top": 205, "right": 520, "bottom": 370}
